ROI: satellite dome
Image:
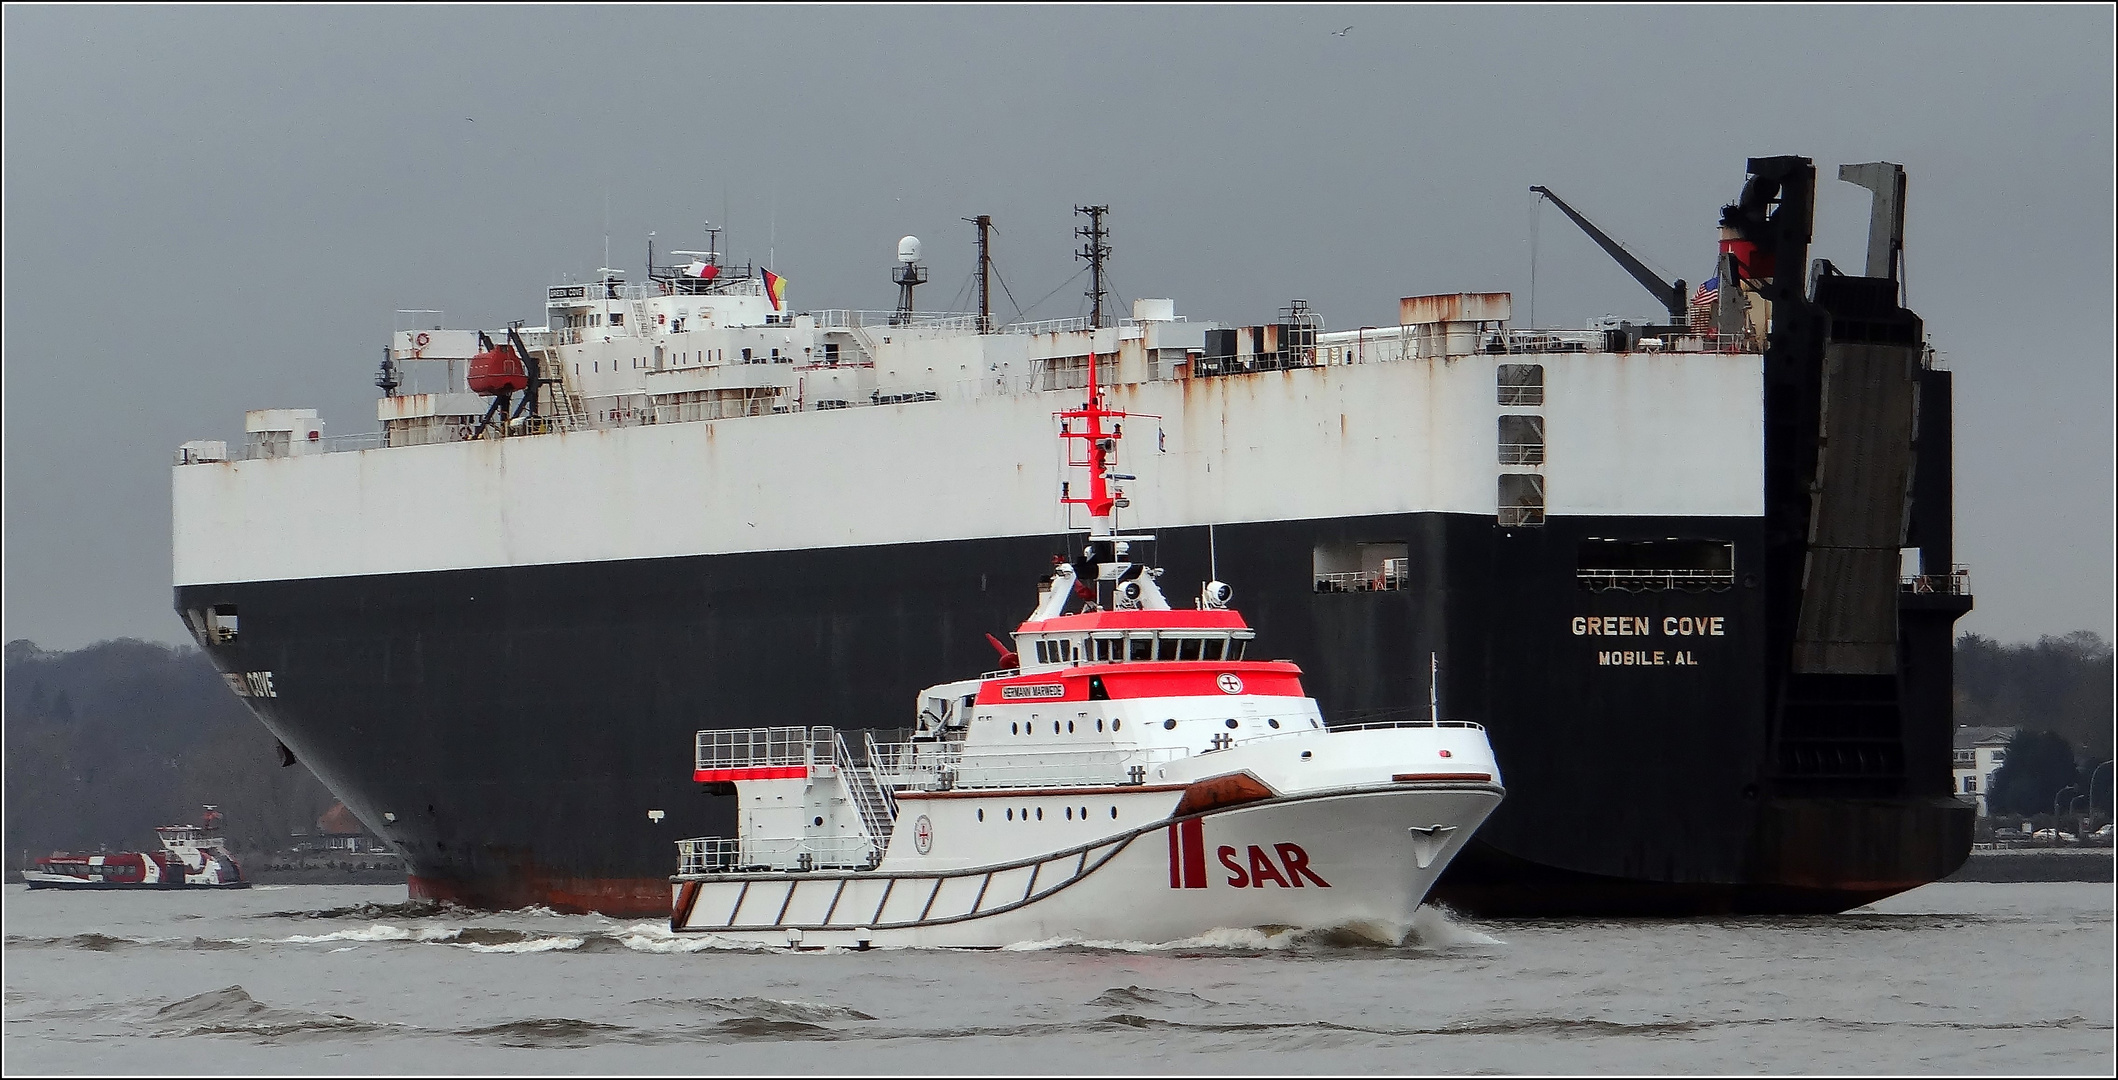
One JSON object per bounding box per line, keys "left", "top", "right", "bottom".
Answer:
{"left": 897, "top": 236, "right": 922, "bottom": 264}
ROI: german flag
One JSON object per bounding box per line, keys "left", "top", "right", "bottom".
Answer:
{"left": 760, "top": 267, "right": 787, "bottom": 311}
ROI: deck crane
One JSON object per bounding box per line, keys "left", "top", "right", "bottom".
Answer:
{"left": 1530, "top": 186, "right": 1687, "bottom": 325}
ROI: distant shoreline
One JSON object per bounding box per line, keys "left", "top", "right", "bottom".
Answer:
{"left": 1945, "top": 848, "right": 2113, "bottom": 883}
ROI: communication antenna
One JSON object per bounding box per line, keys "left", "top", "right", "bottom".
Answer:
{"left": 1075, "top": 204, "right": 1110, "bottom": 327}
{"left": 1208, "top": 523, "right": 1218, "bottom": 582}
{"left": 892, "top": 236, "right": 927, "bottom": 324}
{"left": 1430, "top": 653, "right": 1440, "bottom": 724}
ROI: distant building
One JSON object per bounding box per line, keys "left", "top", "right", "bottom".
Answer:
{"left": 1953, "top": 726, "right": 2018, "bottom": 815}
{"left": 316, "top": 802, "right": 371, "bottom": 851}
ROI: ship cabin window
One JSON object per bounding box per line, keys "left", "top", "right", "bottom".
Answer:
{"left": 1498, "top": 363, "right": 1544, "bottom": 406}
{"left": 1200, "top": 637, "right": 1225, "bottom": 661}
{"left": 1178, "top": 637, "right": 1202, "bottom": 661}
{"left": 207, "top": 606, "right": 239, "bottom": 643}
{"left": 1129, "top": 635, "right": 1154, "bottom": 661}
{"left": 1499, "top": 414, "right": 1546, "bottom": 465}
{"left": 610, "top": 312, "right": 625, "bottom": 326}
{"left": 1499, "top": 474, "right": 1545, "bottom": 527}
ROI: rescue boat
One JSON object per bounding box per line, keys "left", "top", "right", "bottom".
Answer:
{"left": 24, "top": 813, "right": 248, "bottom": 890}
{"left": 668, "top": 357, "right": 1502, "bottom": 947}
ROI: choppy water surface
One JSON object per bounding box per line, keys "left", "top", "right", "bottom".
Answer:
{"left": 4, "top": 882, "right": 2110, "bottom": 1073}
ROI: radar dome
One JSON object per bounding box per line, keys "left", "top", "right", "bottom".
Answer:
{"left": 897, "top": 236, "right": 922, "bottom": 264}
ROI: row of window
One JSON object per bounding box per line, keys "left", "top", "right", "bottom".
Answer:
{"left": 1031, "top": 634, "right": 1253, "bottom": 665}
{"left": 975, "top": 805, "right": 1121, "bottom": 822}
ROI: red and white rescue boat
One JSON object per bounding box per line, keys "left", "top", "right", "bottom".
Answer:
{"left": 24, "top": 814, "right": 248, "bottom": 890}
{"left": 669, "top": 357, "right": 1502, "bottom": 947}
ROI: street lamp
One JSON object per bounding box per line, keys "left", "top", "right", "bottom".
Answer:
{"left": 2051, "top": 785, "right": 2081, "bottom": 846}
{"left": 2090, "top": 760, "right": 2115, "bottom": 832}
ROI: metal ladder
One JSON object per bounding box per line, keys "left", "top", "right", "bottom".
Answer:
{"left": 834, "top": 732, "right": 897, "bottom": 854}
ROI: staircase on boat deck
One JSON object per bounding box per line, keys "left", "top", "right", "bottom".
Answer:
{"left": 837, "top": 732, "right": 898, "bottom": 849}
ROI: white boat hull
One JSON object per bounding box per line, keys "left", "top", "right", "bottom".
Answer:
{"left": 671, "top": 782, "right": 1499, "bottom": 948}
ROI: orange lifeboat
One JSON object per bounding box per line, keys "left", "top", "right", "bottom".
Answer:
{"left": 468, "top": 345, "right": 528, "bottom": 397}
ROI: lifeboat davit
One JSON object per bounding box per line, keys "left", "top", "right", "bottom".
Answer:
{"left": 468, "top": 345, "right": 528, "bottom": 397}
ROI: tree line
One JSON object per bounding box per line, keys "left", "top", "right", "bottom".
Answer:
{"left": 4, "top": 638, "right": 336, "bottom": 863}
{"left": 1955, "top": 631, "right": 2114, "bottom": 819}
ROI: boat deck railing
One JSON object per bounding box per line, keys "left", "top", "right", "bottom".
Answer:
{"left": 696, "top": 726, "right": 837, "bottom": 772}
{"left": 1901, "top": 566, "right": 1972, "bottom": 595}
{"left": 677, "top": 834, "right": 879, "bottom": 874}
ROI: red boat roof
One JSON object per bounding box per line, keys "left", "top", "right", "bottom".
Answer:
{"left": 1017, "top": 609, "right": 1251, "bottom": 633}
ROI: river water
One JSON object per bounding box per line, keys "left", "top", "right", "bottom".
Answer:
{"left": 4, "top": 882, "right": 2110, "bottom": 1073}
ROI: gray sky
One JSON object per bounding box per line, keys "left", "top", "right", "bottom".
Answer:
{"left": 5, "top": 5, "right": 2113, "bottom": 650}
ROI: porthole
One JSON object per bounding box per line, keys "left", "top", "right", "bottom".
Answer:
{"left": 1224, "top": 718, "right": 1239, "bottom": 729}
{"left": 1163, "top": 719, "right": 1177, "bottom": 730}
{"left": 1035, "top": 807, "right": 1044, "bottom": 820}
{"left": 813, "top": 816, "right": 824, "bottom": 826}
{"left": 1011, "top": 722, "right": 1019, "bottom": 735}
{"left": 1006, "top": 808, "right": 1014, "bottom": 821}
{"left": 1053, "top": 721, "right": 1061, "bottom": 734}
{"left": 1065, "top": 807, "right": 1073, "bottom": 820}
{"left": 1112, "top": 719, "right": 1121, "bottom": 731}
{"left": 1110, "top": 806, "right": 1118, "bottom": 819}
{"left": 1080, "top": 806, "right": 1088, "bottom": 819}
{"left": 1097, "top": 719, "right": 1105, "bottom": 732}
{"left": 1067, "top": 720, "right": 1075, "bottom": 733}
{"left": 1268, "top": 718, "right": 1281, "bottom": 729}
{"left": 977, "top": 809, "right": 985, "bottom": 821}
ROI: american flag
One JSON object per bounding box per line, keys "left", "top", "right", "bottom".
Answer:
{"left": 1689, "top": 275, "right": 1719, "bottom": 333}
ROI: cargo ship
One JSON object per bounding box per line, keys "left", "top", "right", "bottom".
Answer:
{"left": 172, "top": 156, "right": 1974, "bottom": 918}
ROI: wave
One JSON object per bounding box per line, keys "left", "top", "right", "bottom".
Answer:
{"left": 150, "top": 986, "right": 387, "bottom": 1040}
{"left": 632, "top": 996, "right": 877, "bottom": 1023}
{"left": 274, "top": 923, "right": 460, "bottom": 944}
{"left": 254, "top": 898, "right": 469, "bottom": 921}
{"left": 1085, "top": 986, "right": 1229, "bottom": 1011}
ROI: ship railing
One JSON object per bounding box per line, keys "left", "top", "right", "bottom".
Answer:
{"left": 810, "top": 309, "right": 987, "bottom": 332}
{"left": 1575, "top": 568, "right": 1737, "bottom": 592}
{"left": 695, "top": 725, "right": 838, "bottom": 772}
{"left": 192, "top": 431, "right": 390, "bottom": 464}
{"left": 676, "top": 834, "right": 879, "bottom": 874}
{"left": 1901, "top": 566, "right": 1971, "bottom": 595}
{"left": 1499, "top": 327, "right": 1757, "bottom": 355}
{"left": 867, "top": 744, "right": 1194, "bottom": 791}
{"left": 998, "top": 315, "right": 1177, "bottom": 336}
{"left": 1313, "top": 563, "right": 1408, "bottom": 594}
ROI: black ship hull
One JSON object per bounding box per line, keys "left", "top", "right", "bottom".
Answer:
{"left": 178, "top": 507, "right": 1971, "bottom": 919}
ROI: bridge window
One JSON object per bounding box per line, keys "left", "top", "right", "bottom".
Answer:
{"left": 1128, "top": 636, "right": 1153, "bottom": 661}
{"left": 207, "top": 605, "right": 239, "bottom": 643}
{"left": 1201, "top": 637, "right": 1225, "bottom": 661}
{"left": 1178, "top": 638, "right": 1202, "bottom": 661}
